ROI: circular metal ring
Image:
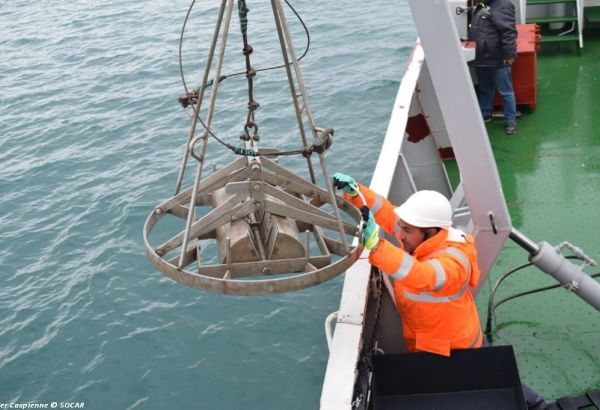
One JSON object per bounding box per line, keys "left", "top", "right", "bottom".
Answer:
{"left": 143, "top": 192, "right": 363, "bottom": 296}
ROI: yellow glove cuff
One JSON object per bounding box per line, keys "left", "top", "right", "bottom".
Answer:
{"left": 365, "top": 232, "right": 380, "bottom": 250}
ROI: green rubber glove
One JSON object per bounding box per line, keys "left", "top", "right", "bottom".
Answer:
{"left": 333, "top": 172, "right": 358, "bottom": 196}
{"left": 363, "top": 211, "right": 380, "bottom": 250}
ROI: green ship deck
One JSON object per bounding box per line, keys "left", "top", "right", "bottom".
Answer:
{"left": 450, "top": 28, "right": 600, "bottom": 401}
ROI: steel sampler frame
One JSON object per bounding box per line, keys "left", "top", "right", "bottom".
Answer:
{"left": 144, "top": 0, "right": 362, "bottom": 295}
{"left": 143, "top": 156, "right": 364, "bottom": 295}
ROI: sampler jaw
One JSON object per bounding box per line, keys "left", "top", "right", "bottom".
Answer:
{"left": 143, "top": 156, "right": 364, "bottom": 295}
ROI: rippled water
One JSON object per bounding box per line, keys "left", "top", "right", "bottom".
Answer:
{"left": 0, "top": 1, "right": 414, "bottom": 408}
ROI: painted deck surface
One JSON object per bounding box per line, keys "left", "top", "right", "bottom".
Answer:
{"left": 449, "top": 27, "right": 600, "bottom": 401}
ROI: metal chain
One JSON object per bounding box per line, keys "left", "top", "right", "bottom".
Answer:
{"left": 368, "top": 266, "right": 384, "bottom": 361}
{"left": 174, "top": 0, "right": 334, "bottom": 161}
{"left": 238, "top": 0, "right": 260, "bottom": 142}
{"left": 351, "top": 265, "right": 384, "bottom": 410}
{"left": 178, "top": 0, "right": 332, "bottom": 159}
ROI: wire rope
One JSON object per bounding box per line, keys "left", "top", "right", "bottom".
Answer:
{"left": 178, "top": 0, "right": 314, "bottom": 158}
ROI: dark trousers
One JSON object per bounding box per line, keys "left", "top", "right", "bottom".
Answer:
{"left": 476, "top": 65, "right": 517, "bottom": 125}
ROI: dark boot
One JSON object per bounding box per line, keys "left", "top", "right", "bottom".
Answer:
{"left": 505, "top": 122, "right": 517, "bottom": 134}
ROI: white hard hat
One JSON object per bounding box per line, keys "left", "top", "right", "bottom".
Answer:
{"left": 394, "top": 190, "right": 453, "bottom": 229}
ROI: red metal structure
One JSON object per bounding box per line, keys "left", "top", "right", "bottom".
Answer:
{"left": 495, "top": 23, "right": 539, "bottom": 110}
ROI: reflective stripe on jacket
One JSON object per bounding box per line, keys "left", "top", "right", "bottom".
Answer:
{"left": 345, "top": 185, "right": 483, "bottom": 356}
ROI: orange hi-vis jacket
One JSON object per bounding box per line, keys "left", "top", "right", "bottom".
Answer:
{"left": 346, "top": 185, "right": 483, "bottom": 357}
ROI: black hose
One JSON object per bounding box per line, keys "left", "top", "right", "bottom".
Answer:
{"left": 492, "top": 272, "right": 600, "bottom": 314}
{"left": 485, "top": 261, "right": 533, "bottom": 340}
{"left": 484, "top": 255, "right": 597, "bottom": 341}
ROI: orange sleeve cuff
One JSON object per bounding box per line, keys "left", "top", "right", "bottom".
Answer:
{"left": 343, "top": 191, "right": 363, "bottom": 208}
{"left": 368, "top": 239, "right": 406, "bottom": 274}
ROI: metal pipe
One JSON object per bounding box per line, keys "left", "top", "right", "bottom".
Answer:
{"left": 270, "top": 0, "right": 316, "bottom": 183}
{"left": 509, "top": 227, "right": 540, "bottom": 255}
{"left": 174, "top": 0, "right": 228, "bottom": 195}
{"left": 530, "top": 241, "right": 600, "bottom": 311}
{"left": 305, "top": 230, "right": 310, "bottom": 265}
{"left": 272, "top": 0, "right": 349, "bottom": 252}
{"left": 276, "top": 0, "right": 316, "bottom": 136}
{"left": 179, "top": 0, "right": 235, "bottom": 267}
{"left": 248, "top": 214, "right": 268, "bottom": 261}
{"left": 223, "top": 237, "right": 231, "bottom": 279}
{"left": 318, "top": 153, "right": 350, "bottom": 252}
{"left": 324, "top": 311, "right": 338, "bottom": 352}
{"left": 510, "top": 228, "right": 600, "bottom": 311}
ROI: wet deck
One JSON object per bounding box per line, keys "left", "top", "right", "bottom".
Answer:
{"left": 477, "top": 27, "right": 600, "bottom": 400}
{"left": 447, "top": 26, "right": 600, "bottom": 401}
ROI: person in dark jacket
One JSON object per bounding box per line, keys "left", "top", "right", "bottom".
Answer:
{"left": 469, "top": 0, "right": 518, "bottom": 134}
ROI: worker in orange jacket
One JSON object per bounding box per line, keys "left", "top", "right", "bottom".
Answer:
{"left": 333, "top": 173, "right": 483, "bottom": 357}
{"left": 333, "top": 174, "right": 548, "bottom": 409}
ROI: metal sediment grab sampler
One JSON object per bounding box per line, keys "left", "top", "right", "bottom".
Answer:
{"left": 143, "top": 0, "right": 363, "bottom": 295}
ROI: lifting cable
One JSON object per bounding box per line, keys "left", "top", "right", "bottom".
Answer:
{"left": 239, "top": 0, "right": 259, "bottom": 143}
{"left": 178, "top": 0, "right": 321, "bottom": 160}
{"left": 485, "top": 255, "right": 600, "bottom": 341}
{"left": 352, "top": 265, "right": 384, "bottom": 410}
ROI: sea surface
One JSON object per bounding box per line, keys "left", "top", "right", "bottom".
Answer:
{"left": 0, "top": 1, "right": 415, "bottom": 409}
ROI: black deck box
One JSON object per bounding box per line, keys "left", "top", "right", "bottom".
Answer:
{"left": 372, "top": 345, "right": 527, "bottom": 410}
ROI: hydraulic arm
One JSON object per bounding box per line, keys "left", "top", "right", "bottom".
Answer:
{"left": 510, "top": 228, "right": 600, "bottom": 310}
